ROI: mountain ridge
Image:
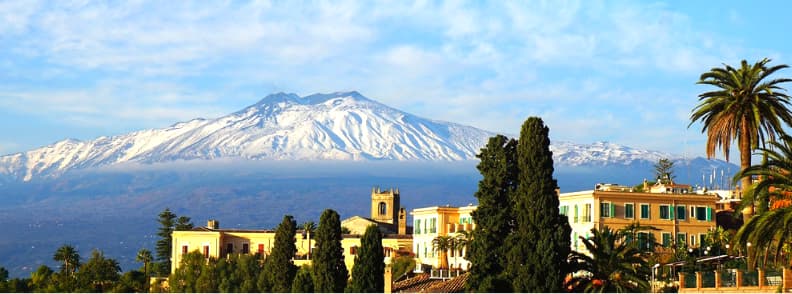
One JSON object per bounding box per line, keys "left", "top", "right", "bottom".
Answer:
{"left": 0, "top": 91, "right": 733, "bottom": 182}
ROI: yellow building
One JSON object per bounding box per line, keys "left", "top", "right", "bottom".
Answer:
{"left": 171, "top": 188, "right": 413, "bottom": 274}
{"left": 410, "top": 205, "right": 476, "bottom": 270}
{"left": 559, "top": 182, "right": 719, "bottom": 254}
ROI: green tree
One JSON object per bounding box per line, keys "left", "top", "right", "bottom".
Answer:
{"left": 302, "top": 221, "right": 317, "bottom": 259}
{"left": 466, "top": 135, "right": 517, "bottom": 292}
{"left": 566, "top": 227, "right": 651, "bottom": 293}
{"left": 506, "top": 117, "right": 571, "bottom": 292}
{"left": 689, "top": 58, "right": 792, "bottom": 219}
{"left": 431, "top": 235, "right": 454, "bottom": 270}
{"left": 169, "top": 251, "right": 205, "bottom": 293}
{"left": 654, "top": 158, "right": 675, "bottom": 184}
{"left": 259, "top": 215, "right": 298, "bottom": 292}
{"left": 53, "top": 244, "right": 80, "bottom": 276}
{"left": 29, "top": 265, "right": 55, "bottom": 292}
{"left": 175, "top": 216, "right": 194, "bottom": 230}
{"left": 77, "top": 249, "right": 121, "bottom": 292}
{"left": 292, "top": 266, "right": 314, "bottom": 293}
{"left": 348, "top": 225, "right": 384, "bottom": 293}
{"left": 390, "top": 256, "right": 415, "bottom": 281}
{"left": 112, "top": 270, "right": 146, "bottom": 293}
{"left": 156, "top": 208, "right": 177, "bottom": 275}
{"left": 136, "top": 248, "right": 153, "bottom": 291}
{"left": 312, "top": 209, "right": 348, "bottom": 292}
{"left": 733, "top": 136, "right": 792, "bottom": 268}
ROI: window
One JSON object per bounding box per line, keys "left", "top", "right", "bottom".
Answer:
{"left": 574, "top": 205, "right": 579, "bottom": 223}
{"left": 659, "top": 205, "right": 670, "bottom": 220}
{"left": 414, "top": 220, "right": 421, "bottom": 234}
{"left": 600, "top": 202, "right": 613, "bottom": 218}
{"left": 182, "top": 245, "right": 188, "bottom": 254}
{"left": 640, "top": 204, "right": 650, "bottom": 219}
{"left": 661, "top": 232, "right": 672, "bottom": 247}
{"left": 430, "top": 218, "right": 437, "bottom": 233}
{"left": 699, "top": 234, "right": 707, "bottom": 247}
{"left": 584, "top": 204, "right": 592, "bottom": 222}
{"left": 258, "top": 244, "right": 264, "bottom": 254}
{"left": 559, "top": 205, "right": 569, "bottom": 216}
{"left": 625, "top": 203, "right": 634, "bottom": 219}
{"left": 676, "top": 205, "right": 686, "bottom": 220}
{"left": 226, "top": 243, "right": 233, "bottom": 254}
{"left": 350, "top": 246, "right": 357, "bottom": 255}
{"left": 637, "top": 232, "right": 652, "bottom": 250}
{"left": 203, "top": 246, "right": 210, "bottom": 258}
{"left": 677, "top": 233, "right": 687, "bottom": 246}
{"left": 695, "top": 206, "right": 709, "bottom": 221}
{"left": 416, "top": 244, "right": 420, "bottom": 258}
{"left": 573, "top": 232, "right": 578, "bottom": 248}
{"left": 690, "top": 235, "right": 696, "bottom": 247}
{"left": 242, "top": 243, "right": 249, "bottom": 254}
{"left": 379, "top": 202, "right": 387, "bottom": 215}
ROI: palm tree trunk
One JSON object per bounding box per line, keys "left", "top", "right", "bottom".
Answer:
{"left": 740, "top": 127, "right": 754, "bottom": 220}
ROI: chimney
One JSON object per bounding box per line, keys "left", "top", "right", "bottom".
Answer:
{"left": 384, "top": 265, "right": 393, "bottom": 293}
{"left": 207, "top": 219, "right": 219, "bottom": 230}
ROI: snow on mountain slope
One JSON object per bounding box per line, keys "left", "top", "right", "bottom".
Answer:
{"left": 0, "top": 91, "right": 495, "bottom": 181}
{"left": 0, "top": 91, "right": 730, "bottom": 182}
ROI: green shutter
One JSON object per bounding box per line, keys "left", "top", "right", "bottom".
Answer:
{"left": 670, "top": 205, "right": 675, "bottom": 220}
{"left": 609, "top": 204, "right": 615, "bottom": 218}
{"left": 706, "top": 207, "right": 712, "bottom": 221}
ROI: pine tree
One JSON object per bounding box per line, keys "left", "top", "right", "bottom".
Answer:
{"left": 312, "top": 209, "right": 348, "bottom": 292}
{"left": 155, "top": 208, "right": 176, "bottom": 275}
{"left": 291, "top": 266, "right": 314, "bottom": 293}
{"left": 466, "top": 135, "right": 517, "bottom": 292}
{"left": 260, "top": 215, "right": 298, "bottom": 292}
{"left": 506, "top": 117, "right": 571, "bottom": 292}
{"left": 348, "top": 225, "right": 384, "bottom": 292}
{"left": 175, "top": 216, "right": 194, "bottom": 230}
{"left": 654, "top": 158, "right": 675, "bottom": 183}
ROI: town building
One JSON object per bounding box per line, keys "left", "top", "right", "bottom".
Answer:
{"left": 410, "top": 205, "right": 476, "bottom": 271}
{"left": 559, "top": 181, "right": 719, "bottom": 254}
{"left": 170, "top": 187, "right": 412, "bottom": 274}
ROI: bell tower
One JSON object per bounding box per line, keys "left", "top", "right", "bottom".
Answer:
{"left": 371, "top": 186, "right": 400, "bottom": 225}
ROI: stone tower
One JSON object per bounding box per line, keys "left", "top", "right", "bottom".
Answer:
{"left": 371, "top": 186, "right": 400, "bottom": 225}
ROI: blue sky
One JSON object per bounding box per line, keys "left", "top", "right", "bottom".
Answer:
{"left": 1, "top": 1, "right": 791, "bottom": 159}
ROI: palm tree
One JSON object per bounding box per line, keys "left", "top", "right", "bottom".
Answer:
{"left": 453, "top": 230, "right": 472, "bottom": 269}
{"left": 566, "top": 227, "right": 651, "bottom": 293}
{"left": 53, "top": 244, "right": 80, "bottom": 276}
{"left": 733, "top": 136, "right": 792, "bottom": 268}
{"left": 690, "top": 58, "right": 792, "bottom": 219}
{"left": 432, "top": 236, "right": 454, "bottom": 269}
{"left": 302, "top": 221, "right": 316, "bottom": 259}
{"left": 136, "top": 248, "right": 153, "bottom": 290}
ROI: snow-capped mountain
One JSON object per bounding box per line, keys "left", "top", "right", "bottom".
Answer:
{"left": 0, "top": 91, "right": 733, "bottom": 182}
{"left": 551, "top": 141, "right": 674, "bottom": 166}
{"left": 0, "top": 91, "right": 495, "bottom": 181}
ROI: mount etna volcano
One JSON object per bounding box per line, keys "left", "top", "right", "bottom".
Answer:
{"left": 0, "top": 91, "right": 735, "bottom": 277}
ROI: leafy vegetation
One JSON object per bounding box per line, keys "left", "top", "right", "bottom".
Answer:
{"left": 347, "top": 224, "right": 385, "bottom": 292}
{"left": 466, "top": 134, "right": 517, "bottom": 292}
{"left": 690, "top": 58, "right": 792, "bottom": 218}
{"left": 566, "top": 226, "right": 652, "bottom": 292}
{"left": 312, "top": 209, "right": 348, "bottom": 292}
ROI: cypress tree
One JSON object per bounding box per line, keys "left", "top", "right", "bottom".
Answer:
{"left": 260, "top": 215, "right": 298, "bottom": 292}
{"left": 291, "top": 266, "right": 314, "bottom": 293}
{"left": 506, "top": 117, "right": 571, "bottom": 292}
{"left": 312, "top": 209, "right": 348, "bottom": 292}
{"left": 348, "top": 225, "right": 384, "bottom": 292}
{"left": 155, "top": 208, "right": 176, "bottom": 274}
{"left": 466, "top": 135, "right": 517, "bottom": 292}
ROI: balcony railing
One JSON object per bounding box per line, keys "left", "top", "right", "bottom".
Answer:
{"left": 430, "top": 269, "right": 464, "bottom": 280}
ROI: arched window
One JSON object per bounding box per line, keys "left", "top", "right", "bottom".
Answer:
{"left": 379, "top": 202, "right": 387, "bottom": 215}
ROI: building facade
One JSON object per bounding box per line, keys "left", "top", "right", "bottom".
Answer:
{"left": 559, "top": 185, "right": 719, "bottom": 254}
{"left": 410, "top": 205, "right": 476, "bottom": 270}
{"left": 171, "top": 187, "right": 413, "bottom": 274}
